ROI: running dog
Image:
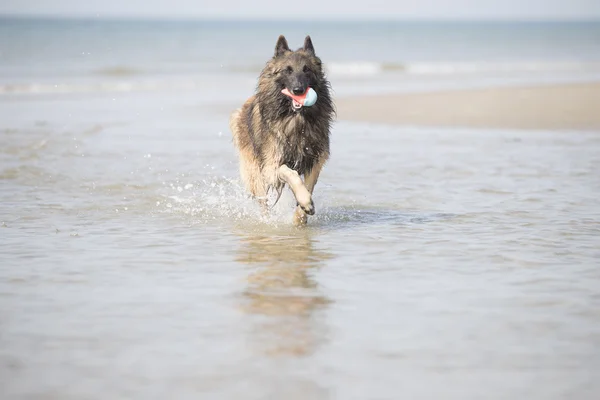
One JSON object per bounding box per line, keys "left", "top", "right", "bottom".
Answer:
{"left": 229, "top": 35, "right": 334, "bottom": 225}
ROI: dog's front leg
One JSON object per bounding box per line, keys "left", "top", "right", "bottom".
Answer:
{"left": 277, "top": 165, "right": 314, "bottom": 217}
{"left": 292, "top": 157, "right": 326, "bottom": 225}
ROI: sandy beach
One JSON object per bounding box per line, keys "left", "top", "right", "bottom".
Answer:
{"left": 336, "top": 82, "right": 600, "bottom": 130}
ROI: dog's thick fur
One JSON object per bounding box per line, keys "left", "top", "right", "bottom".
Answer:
{"left": 229, "top": 35, "right": 334, "bottom": 225}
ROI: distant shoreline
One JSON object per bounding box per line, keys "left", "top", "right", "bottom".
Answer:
{"left": 335, "top": 82, "right": 600, "bottom": 131}
{"left": 1, "top": 15, "right": 599, "bottom": 24}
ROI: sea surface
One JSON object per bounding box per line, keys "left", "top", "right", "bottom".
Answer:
{"left": 1, "top": 18, "right": 600, "bottom": 399}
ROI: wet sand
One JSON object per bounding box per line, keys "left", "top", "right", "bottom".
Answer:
{"left": 335, "top": 82, "right": 600, "bottom": 130}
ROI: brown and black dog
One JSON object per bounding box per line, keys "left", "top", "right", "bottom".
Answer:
{"left": 229, "top": 35, "right": 334, "bottom": 225}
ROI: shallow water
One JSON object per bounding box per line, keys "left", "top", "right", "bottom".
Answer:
{"left": 1, "top": 88, "right": 599, "bottom": 399}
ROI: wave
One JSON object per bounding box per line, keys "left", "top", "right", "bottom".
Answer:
{"left": 326, "top": 60, "right": 600, "bottom": 77}
{"left": 326, "top": 62, "right": 394, "bottom": 76}
{"left": 0, "top": 79, "right": 204, "bottom": 95}
{"left": 2, "top": 60, "right": 599, "bottom": 95}
{"left": 404, "top": 61, "right": 600, "bottom": 75}
{"left": 221, "top": 60, "right": 600, "bottom": 77}
{"left": 225, "top": 60, "right": 600, "bottom": 77}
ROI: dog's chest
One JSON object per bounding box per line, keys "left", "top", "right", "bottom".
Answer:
{"left": 274, "top": 117, "right": 326, "bottom": 173}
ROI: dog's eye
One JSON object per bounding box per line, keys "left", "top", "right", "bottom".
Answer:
{"left": 303, "top": 65, "right": 311, "bottom": 73}
{"left": 286, "top": 66, "right": 293, "bottom": 74}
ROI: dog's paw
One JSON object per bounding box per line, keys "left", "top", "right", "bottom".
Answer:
{"left": 297, "top": 197, "right": 314, "bottom": 216}
{"left": 301, "top": 199, "right": 315, "bottom": 215}
{"left": 295, "top": 190, "right": 314, "bottom": 216}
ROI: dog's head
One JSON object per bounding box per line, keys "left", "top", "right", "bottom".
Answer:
{"left": 259, "top": 35, "right": 329, "bottom": 113}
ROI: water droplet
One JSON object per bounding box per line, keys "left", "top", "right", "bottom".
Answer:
{"left": 156, "top": 201, "right": 161, "bottom": 206}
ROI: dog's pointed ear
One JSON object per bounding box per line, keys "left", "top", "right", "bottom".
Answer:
{"left": 303, "top": 35, "right": 315, "bottom": 55}
{"left": 274, "top": 35, "right": 290, "bottom": 57}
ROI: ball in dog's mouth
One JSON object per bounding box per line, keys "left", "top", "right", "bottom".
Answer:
{"left": 281, "top": 87, "right": 317, "bottom": 111}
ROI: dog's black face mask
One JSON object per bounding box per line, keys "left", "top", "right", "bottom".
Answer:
{"left": 281, "top": 63, "right": 313, "bottom": 96}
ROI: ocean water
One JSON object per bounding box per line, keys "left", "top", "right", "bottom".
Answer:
{"left": 1, "top": 18, "right": 600, "bottom": 399}
{"left": 2, "top": 18, "right": 600, "bottom": 94}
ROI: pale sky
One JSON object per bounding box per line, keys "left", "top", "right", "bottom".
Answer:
{"left": 1, "top": 0, "right": 599, "bottom": 20}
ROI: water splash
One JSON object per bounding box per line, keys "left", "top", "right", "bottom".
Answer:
{"left": 157, "top": 175, "right": 300, "bottom": 226}
{"left": 153, "top": 173, "right": 447, "bottom": 230}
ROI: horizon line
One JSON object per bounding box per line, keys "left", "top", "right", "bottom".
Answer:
{"left": 1, "top": 13, "right": 599, "bottom": 23}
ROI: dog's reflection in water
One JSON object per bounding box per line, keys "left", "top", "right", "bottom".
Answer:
{"left": 236, "top": 229, "right": 333, "bottom": 356}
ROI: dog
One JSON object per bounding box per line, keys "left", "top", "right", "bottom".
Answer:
{"left": 229, "top": 35, "right": 334, "bottom": 225}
